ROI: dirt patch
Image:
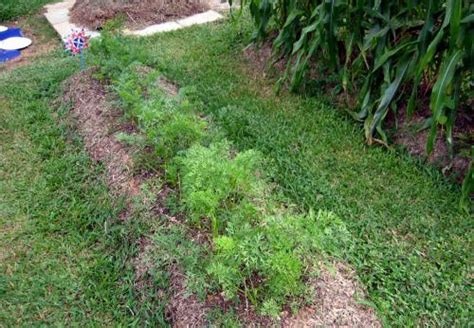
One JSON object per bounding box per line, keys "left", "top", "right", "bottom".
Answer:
{"left": 243, "top": 41, "right": 286, "bottom": 81}
{"left": 63, "top": 70, "right": 142, "bottom": 198}
{"left": 205, "top": 293, "right": 275, "bottom": 327}
{"left": 157, "top": 77, "right": 179, "bottom": 97}
{"left": 70, "top": 0, "right": 210, "bottom": 30}
{"left": 166, "top": 266, "right": 210, "bottom": 327}
{"left": 390, "top": 102, "right": 472, "bottom": 182}
{"left": 393, "top": 121, "right": 471, "bottom": 182}
{"left": 282, "top": 262, "right": 381, "bottom": 327}
{"left": 132, "top": 236, "right": 158, "bottom": 298}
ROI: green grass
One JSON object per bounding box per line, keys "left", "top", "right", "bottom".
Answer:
{"left": 0, "top": 0, "right": 58, "bottom": 21}
{"left": 0, "top": 58, "right": 170, "bottom": 326}
{"left": 20, "top": 13, "right": 58, "bottom": 41}
{"left": 0, "top": 59, "right": 113, "bottom": 324}
{"left": 97, "top": 18, "right": 471, "bottom": 326}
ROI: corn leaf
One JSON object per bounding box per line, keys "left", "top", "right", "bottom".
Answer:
{"left": 369, "top": 57, "right": 410, "bottom": 142}
{"left": 427, "top": 50, "right": 463, "bottom": 154}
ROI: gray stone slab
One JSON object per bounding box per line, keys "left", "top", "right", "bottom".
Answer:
{"left": 44, "top": 9, "right": 69, "bottom": 25}
{"left": 176, "top": 10, "right": 223, "bottom": 27}
{"left": 127, "top": 21, "right": 182, "bottom": 36}
{"left": 52, "top": 21, "right": 75, "bottom": 39}
{"left": 45, "top": 0, "right": 75, "bottom": 11}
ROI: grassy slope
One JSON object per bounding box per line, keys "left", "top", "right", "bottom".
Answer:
{"left": 0, "top": 59, "right": 159, "bottom": 325}
{"left": 115, "top": 19, "right": 471, "bottom": 326}
{"left": 0, "top": 0, "right": 58, "bottom": 21}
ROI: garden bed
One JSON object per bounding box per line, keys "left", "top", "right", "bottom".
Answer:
{"left": 110, "top": 22, "right": 470, "bottom": 325}
{"left": 70, "top": 0, "right": 210, "bottom": 30}
{"left": 61, "top": 64, "right": 381, "bottom": 326}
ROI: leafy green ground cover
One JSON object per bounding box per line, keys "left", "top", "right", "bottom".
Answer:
{"left": 86, "top": 18, "right": 472, "bottom": 326}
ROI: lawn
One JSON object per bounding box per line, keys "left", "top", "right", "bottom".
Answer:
{"left": 0, "top": 58, "right": 169, "bottom": 326}
{"left": 0, "top": 0, "right": 58, "bottom": 21}
{"left": 0, "top": 8, "right": 471, "bottom": 327}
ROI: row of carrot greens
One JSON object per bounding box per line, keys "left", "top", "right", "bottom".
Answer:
{"left": 90, "top": 26, "right": 351, "bottom": 319}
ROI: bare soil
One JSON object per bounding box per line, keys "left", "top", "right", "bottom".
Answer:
{"left": 166, "top": 266, "right": 210, "bottom": 327}
{"left": 63, "top": 70, "right": 142, "bottom": 199}
{"left": 282, "top": 262, "right": 381, "bottom": 327}
{"left": 133, "top": 236, "right": 161, "bottom": 301}
{"left": 389, "top": 102, "right": 472, "bottom": 183}
{"left": 70, "top": 0, "right": 209, "bottom": 30}
{"left": 393, "top": 122, "right": 471, "bottom": 182}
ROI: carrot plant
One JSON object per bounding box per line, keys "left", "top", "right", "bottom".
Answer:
{"left": 115, "top": 64, "right": 208, "bottom": 160}
{"left": 175, "top": 141, "right": 265, "bottom": 236}
{"left": 175, "top": 141, "right": 350, "bottom": 314}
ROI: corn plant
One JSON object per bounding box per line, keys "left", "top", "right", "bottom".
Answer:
{"left": 238, "top": 0, "right": 473, "bottom": 202}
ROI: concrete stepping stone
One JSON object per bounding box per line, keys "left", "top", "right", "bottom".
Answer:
{"left": 44, "top": 9, "right": 69, "bottom": 25}
{"left": 177, "top": 10, "right": 223, "bottom": 27}
{"left": 125, "top": 22, "right": 183, "bottom": 37}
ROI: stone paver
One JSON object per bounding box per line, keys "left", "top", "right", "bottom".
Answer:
{"left": 44, "top": 9, "right": 69, "bottom": 25}
{"left": 176, "top": 10, "right": 223, "bottom": 27}
{"left": 52, "top": 21, "right": 74, "bottom": 38}
{"left": 125, "top": 22, "right": 183, "bottom": 36}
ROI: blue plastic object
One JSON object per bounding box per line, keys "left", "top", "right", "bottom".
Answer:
{"left": 0, "top": 28, "right": 22, "bottom": 41}
{"left": 0, "top": 28, "right": 24, "bottom": 63}
{"left": 0, "top": 49, "right": 21, "bottom": 62}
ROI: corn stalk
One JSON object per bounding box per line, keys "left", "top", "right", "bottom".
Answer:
{"left": 237, "top": 0, "right": 473, "bottom": 207}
